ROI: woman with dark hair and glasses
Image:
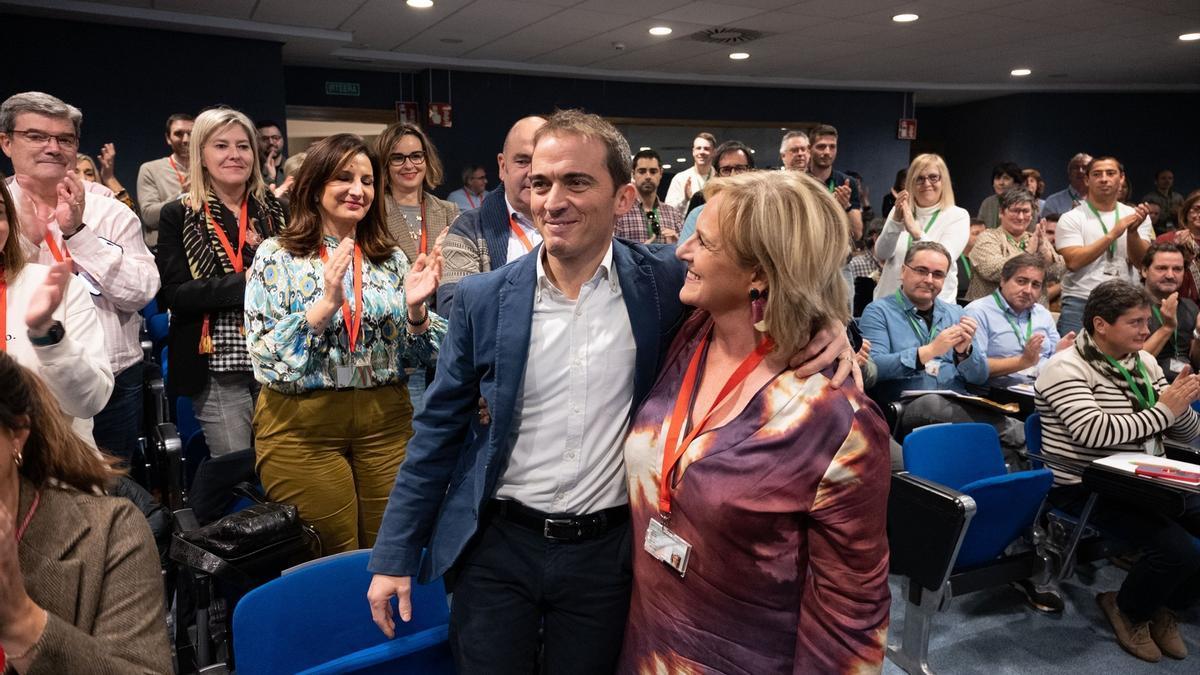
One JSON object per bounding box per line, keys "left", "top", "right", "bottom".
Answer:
{"left": 874, "top": 153, "right": 970, "bottom": 303}
{"left": 245, "top": 133, "right": 446, "bottom": 554}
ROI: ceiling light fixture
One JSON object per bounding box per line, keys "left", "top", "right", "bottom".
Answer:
{"left": 1180, "top": 32, "right": 1200, "bottom": 41}
{"left": 892, "top": 13, "right": 919, "bottom": 23}
{"left": 649, "top": 26, "right": 672, "bottom": 36}
{"left": 407, "top": 0, "right": 433, "bottom": 8}
{"left": 1011, "top": 68, "right": 1032, "bottom": 77}
{"left": 662, "top": 164, "right": 673, "bottom": 169}
{"left": 639, "top": 146, "right": 651, "bottom": 151}
{"left": 675, "top": 157, "right": 686, "bottom": 162}
{"left": 729, "top": 52, "right": 750, "bottom": 60}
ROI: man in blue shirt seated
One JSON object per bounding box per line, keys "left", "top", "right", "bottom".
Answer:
{"left": 965, "top": 253, "right": 1075, "bottom": 387}
{"left": 861, "top": 241, "right": 1025, "bottom": 460}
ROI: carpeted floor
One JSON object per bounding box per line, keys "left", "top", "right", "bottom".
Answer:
{"left": 884, "top": 561, "right": 1200, "bottom": 674}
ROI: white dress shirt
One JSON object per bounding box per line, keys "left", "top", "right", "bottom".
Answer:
{"left": 664, "top": 166, "right": 710, "bottom": 211}
{"left": 505, "top": 197, "right": 543, "bottom": 264}
{"left": 5, "top": 263, "right": 113, "bottom": 444}
{"left": 8, "top": 177, "right": 161, "bottom": 374}
{"left": 496, "top": 242, "right": 636, "bottom": 514}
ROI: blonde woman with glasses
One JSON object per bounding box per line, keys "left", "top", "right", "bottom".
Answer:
{"left": 874, "top": 153, "right": 970, "bottom": 303}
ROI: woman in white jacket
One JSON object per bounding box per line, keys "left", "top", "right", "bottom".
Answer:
{"left": 873, "top": 153, "right": 971, "bottom": 302}
{"left": 1, "top": 174, "right": 113, "bottom": 445}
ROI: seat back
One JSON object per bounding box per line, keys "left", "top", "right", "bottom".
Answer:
{"left": 954, "top": 469, "right": 1053, "bottom": 569}
{"left": 903, "top": 423, "right": 1006, "bottom": 490}
{"left": 887, "top": 472, "right": 976, "bottom": 591}
{"left": 1024, "top": 413, "right": 1044, "bottom": 469}
{"left": 232, "top": 549, "right": 452, "bottom": 675}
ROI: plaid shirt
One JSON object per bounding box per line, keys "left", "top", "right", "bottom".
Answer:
{"left": 614, "top": 199, "right": 682, "bottom": 244}
{"left": 848, "top": 252, "right": 881, "bottom": 279}
{"left": 207, "top": 309, "right": 252, "bottom": 373}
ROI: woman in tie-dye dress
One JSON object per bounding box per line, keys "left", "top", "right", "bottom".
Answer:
{"left": 620, "top": 171, "right": 892, "bottom": 674}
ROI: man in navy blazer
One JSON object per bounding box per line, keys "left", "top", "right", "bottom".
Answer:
{"left": 437, "top": 116, "right": 546, "bottom": 314}
{"left": 368, "top": 109, "right": 685, "bottom": 674}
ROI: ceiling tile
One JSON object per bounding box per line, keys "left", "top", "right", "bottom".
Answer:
{"left": 154, "top": 0, "right": 255, "bottom": 19}
{"left": 654, "top": 1, "right": 772, "bottom": 26}
{"left": 252, "top": 0, "right": 368, "bottom": 29}
{"left": 571, "top": 0, "right": 693, "bottom": 18}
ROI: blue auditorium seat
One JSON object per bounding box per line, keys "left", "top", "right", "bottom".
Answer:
{"left": 232, "top": 549, "right": 453, "bottom": 675}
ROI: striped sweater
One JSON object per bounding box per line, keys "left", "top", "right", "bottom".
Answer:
{"left": 1034, "top": 346, "right": 1200, "bottom": 485}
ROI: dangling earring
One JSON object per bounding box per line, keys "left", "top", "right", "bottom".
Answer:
{"left": 749, "top": 288, "right": 768, "bottom": 331}
{"left": 13, "top": 446, "right": 22, "bottom": 468}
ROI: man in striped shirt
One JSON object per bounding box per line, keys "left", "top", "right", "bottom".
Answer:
{"left": 1034, "top": 278, "right": 1200, "bottom": 663}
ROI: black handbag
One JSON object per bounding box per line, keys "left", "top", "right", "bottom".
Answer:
{"left": 169, "top": 484, "right": 320, "bottom": 589}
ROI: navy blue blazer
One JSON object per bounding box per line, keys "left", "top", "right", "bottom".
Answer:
{"left": 369, "top": 239, "right": 687, "bottom": 582}
{"left": 435, "top": 187, "right": 512, "bottom": 312}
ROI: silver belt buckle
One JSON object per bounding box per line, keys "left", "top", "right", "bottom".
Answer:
{"left": 543, "top": 517, "right": 577, "bottom": 540}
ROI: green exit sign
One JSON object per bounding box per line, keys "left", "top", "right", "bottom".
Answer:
{"left": 325, "top": 81, "right": 361, "bottom": 97}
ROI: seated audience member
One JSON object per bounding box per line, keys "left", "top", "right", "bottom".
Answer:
{"left": 1154, "top": 190, "right": 1200, "bottom": 303}
{"left": 76, "top": 146, "right": 135, "bottom": 211}
{"left": 965, "top": 253, "right": 1072, "bottom": 387}
{"left": 1, "top": 91, "right": 159, "bottom": 464}
{"left": 1035, "top": 279, "right": 1200, "bottom": 663}
{"left": 1143, "top": 169, "right": 1184, "bottom": 230}
{"left": 0, "top": 353, "right": 172, "bottom": 673}
{"left": 957, "top": 218, "right": 986, "bottom": 305}
{"left": 860, "top": 241, "right": 1024, "bottom": 455}
{"left": 618, "top": 168, "right": 889, "bottom": 673}
{"left": 1055, "top": 156, "right": 1154, "bottom": 337}
{"left": 977, "top": 161, "right": 1022, "bottom": 228}
{"left": 246, "top": 134, "right": 446, "bottom": 554}
{"left": 1043, "top": 152, "right": 1091, "bottom": 218}
{"left": 156, "top": 107, "right": 285, "bottom": 458}
{"left": 966, "top": 187, "right": 1061, "bottom": 301}
{"left": 1139, "top": 244, "right": 1200, "bottom": 380}
{"left": 614, "top": 149, "right": 681, "bottom": 244}
{"left": 446, "top": 163, "right": 488, "bottom": 212}
{"left": 437, "top": 116, "right": 546, "bottom": 314}
{"left": 2, "top": 174, "right": 113, "bottom": 444}
{"left": 873, "top": 153, "right": 970, "bottom": 303}
{"left": 136, "top": 113, "right": 193, "bottom": 247}
{"left": 847, "top": 222, "right": 882, "bottom": 281}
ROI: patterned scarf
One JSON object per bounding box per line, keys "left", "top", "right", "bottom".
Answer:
{"left": 1074, "top": 329, "right": 1156, "bottom": 410}
{"left": 180, "top": 190, "right": 285, "bottom": 280}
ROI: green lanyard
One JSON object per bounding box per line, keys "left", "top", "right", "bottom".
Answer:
{"left": 893, "top": 291, "right": 939, "bottom": 344}
{"left": 960, "top": 255, "right": 973, "bottom": 281}
{"left": 1102, "top": 354, "right": 1158, "bottom": 411}
{"left": 906, "top": 209, "right": 941, "bottom": 250}
{"left": 1151, "top": 305, "right": 1179, "bottom": 355}
{"left": 992, "top": 291, "right": 1033, "bottom": 346}
{"left": 1004, "top": 232, "right": 1027, "bottom": 251}
{"left": 1086, "top": 201, "right": 1120, "bottom": 257}
{"left": 827, "top": 177, "right": 837, "bottom": 193}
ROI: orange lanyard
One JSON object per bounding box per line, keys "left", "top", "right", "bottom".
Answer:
{"left": 168, "top": 156, "right": 186, "bottom": 188}
{"left": 465, "top": 191, "right": 478, "bottom": 209}
{"left": 203, "top": 199, "right": 249, "bottom": 273}
{"left": 510, "top": 214, "right": 533, "bottom": 253}
{"left": 658, "top": 330, "right": 775, "bottom": 516}
{"left": 44, "top": 234, "right": 67, "bottom": 263}
{"left": 418, "top": 200, "right": 428, "bottom": 255}
{"left": 319, "top": 243, "right": 364, "bottom": 355}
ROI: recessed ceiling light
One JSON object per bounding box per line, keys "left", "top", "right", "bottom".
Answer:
{"left": 639, "top": 146, "right": 651, "bottom": 151}
{"left": 1011, "top": 68, "right": 1032, "bottom": 77}
{"left": 1180, "top": 33, "right": 1200, "bottom": 41}
{"left": 407, "top": 0, "right": 433, "bottom": 8}
{"left": 662, "top": 164, "right": 673, "bottom": 169}
{"left": 649, "top": 26, "right": 672, "bottom": 36}
{"left": 729, "top": 52, "right": 750, "bottom": 60}
{"left": 675, "top": 157, "right": 686, "bottom": 162}
{"left": 892, "top": 13, "right": 919, "bottom": 23}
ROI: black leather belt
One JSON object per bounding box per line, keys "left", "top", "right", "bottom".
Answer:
{"left": 488, "top": 499, "right": 630, "bottom": 542}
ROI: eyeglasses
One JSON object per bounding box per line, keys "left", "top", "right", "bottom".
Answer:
{"left": 716, "top": 165, "right": 751, "bottom": 176}
{"left": 388, "top": 151, "right": 426, "bottom": 167}
{"left": 260, "top": 134, "right": 283, "bottom": 142}
{"left": 9, "top": 129, "right": 79, "bottom": 150}
{"left": 914, "top": 174, "right": 941, "bottom": 185}
{"left": 903, "top": 263, "right": 947, "bottom": 281}
{"left": 1005, "top": 207, "right": 1034, "bottom": 216}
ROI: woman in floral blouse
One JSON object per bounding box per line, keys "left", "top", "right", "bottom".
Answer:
{"left": 245, "top": 133, "right": 446, "bottom": 554}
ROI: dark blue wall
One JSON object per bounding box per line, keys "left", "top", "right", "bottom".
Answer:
{"left": 919, "top": 93, "right": 1200, "bottom": 216}
{"left": 0, "top": 13, "right": 286, "bottom": 192}
{"left": 285, "top": 66, "right": 913, "bottom": 209}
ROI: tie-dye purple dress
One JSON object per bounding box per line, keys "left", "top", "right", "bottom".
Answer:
{"left": 619, "top": 314, "right": 892, "bottom": 674}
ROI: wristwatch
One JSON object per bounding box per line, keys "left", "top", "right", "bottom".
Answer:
{"left": 29, "top": 320, "right": 65, "bottom": 347}
{"left": 63, "top": 222, "right": 86, "bottom": 240}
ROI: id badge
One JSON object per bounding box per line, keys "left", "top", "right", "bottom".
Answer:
{"left": 1169, "top": 358, "right": 1188, "bottom": 374}
{"left": 924, "top": 359, "right": 940, "bottom": 378}
{"left": 644, "top": 518, "right": 692, "bottom": 577}
{"left": 1102, "top": 260, "right": 1122, "bottom": 277}
{"left": 335, "top": 365, "right": 354, "bottom": 388}
{"left": 1144, "top": 435, "right": 1164, "bottom": 457}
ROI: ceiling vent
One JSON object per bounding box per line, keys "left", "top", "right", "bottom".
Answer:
{"left": 686, "top": 27, "right": 768, "bottom": 45}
